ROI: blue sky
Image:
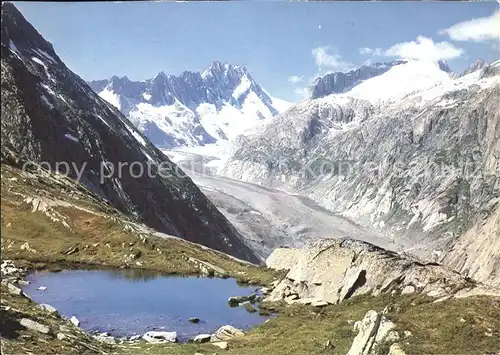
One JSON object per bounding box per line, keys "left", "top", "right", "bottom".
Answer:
{"left": 14, "top": 1, "right": 500, "bottom": 101}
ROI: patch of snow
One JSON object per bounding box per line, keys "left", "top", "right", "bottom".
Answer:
{"left": 141, "top": 149, "right": 156, "bottom": 163}
{"left": 31, "top": 57, "right": 55, "bottom": 83}
{"left": 40, "top": 95, "right": 54, "bottom": 109}
{"left": 271, "top": 96, "right": 293, "bottom": 113}
{"left": 99, "top": 89, "right": 121, "bottom": 110}
{"left": 64, "top": 133, "right": 79, "bottom": 143}
{"left": 8, "top": 40, "right": 18, "bottom": 52}
{"left": 41, "top": 83, "right": 56, "bottom": 97}
{"left": 142, "top": 93, "right": 151, "bottom": 101}
{"left": 57, "top": 94, "right": 69, "bottom": 105}
{"left": 95, "top": 114, "right": 110, "bottom": 128}
{"left": 232, "top": 75, "right": 252, "bottom": 99}
{"left": 124, "top": 123, "right": 148, "bottom": 148}
{"left": 33, "top": 48, "right": 56, "bottom": 64}
{"left": 346, "top": 60, "right": 453, "bottom": 104}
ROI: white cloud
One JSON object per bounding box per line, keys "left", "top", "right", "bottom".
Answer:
{"left": 359, "top": 47, "right": 382, "bottom": 56}
{"left": 383, "top": 36, "right": 464, "bottom": 61}
{"left": 312, "top": 46, "right": 352, "bottom": 71}
{"left": 288, "top": 75, "right": 304, "bottom": 84}
{"left": 440, "top": 10, "right": 500, "bottom": 42}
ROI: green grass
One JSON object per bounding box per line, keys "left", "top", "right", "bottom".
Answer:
{"left": 2, "top": 163, "right": 500, "bottom": 355}
{"left": 117, "top": 294, "right": 500, "bottom": 355}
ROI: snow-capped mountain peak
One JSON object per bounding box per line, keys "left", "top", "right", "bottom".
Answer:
{"left": 88, "top": 62, "right": 291, "bottom": 148}
{"left": 308, "top": 60, "right": 407, "bottom": 99}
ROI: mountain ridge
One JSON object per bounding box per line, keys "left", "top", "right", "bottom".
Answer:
{"left": 88, "top": 62, "right": 291, "bottom": 149}
{"left": 221, "top": 58, "right": 500, "bottom": 284}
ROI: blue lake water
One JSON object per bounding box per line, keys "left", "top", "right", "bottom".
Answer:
{"left": 22, "top": 268, "right": 269, "bottom": 341}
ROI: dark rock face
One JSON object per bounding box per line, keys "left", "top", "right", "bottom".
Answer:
{"left": 307, "top": 60, "right": 407, "bottom": 99}
{"left": 0, "top": 2, "right": 258, "bottom": 263}
{"left": 460, "top": 59, "right": 488, "bottom": 77}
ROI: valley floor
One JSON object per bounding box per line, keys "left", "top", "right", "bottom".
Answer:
{"left": 165, "top": 149, "right": 400, "bottom": 259}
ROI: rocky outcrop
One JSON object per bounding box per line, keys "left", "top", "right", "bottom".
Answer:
{"left": 265, "top": 239, "right": 473, "bottom": 304}
{"left": 346, "top": 310, "right": 397, "bottom": 355}
{"left": 1, "top": 2, "right": 258, "bottom": 263}
{"left": 443, "top": 201, "right": 500, "bottom": 288}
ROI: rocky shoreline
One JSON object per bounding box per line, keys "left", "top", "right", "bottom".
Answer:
{"left": 1, "top": 259, "right": 267, "bottom": 352}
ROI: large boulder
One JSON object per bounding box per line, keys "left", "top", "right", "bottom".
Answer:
{"left": 20, "top": 318, "right": 50, "bottom": 334}
{"left": 211, "top": 325, "right": 244, "bottom": 342}
{"left": 346, "top": 310, "right": 396, "bottom": 355}
{"left": 142, "top": 331, "right": 177, "bottom": 343}
{"left": 266, "top": 239, "right": 471, "bottom": 304}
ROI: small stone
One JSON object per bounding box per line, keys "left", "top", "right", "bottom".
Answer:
{"left": 386, "top": 330, "right": 400, "bottom": 342}
{"left": 70, "top": 316, "right": 80, "bottom": 327}
{"left": 142, "top": 331, "right": 177, "bottom": 343}
{"left": 403, "top": 330, "right": 412, "bottom": 338}
{"left": 37, "top": 286, "right": 48, "bottom": 291}
{"left": 64, "top": 245, "right": 79, "bottom": 255}
{"left": 244, "top": 303, "right": 257, "bottom": 313}
{"left": 193, "top": 334, "right": 211, "bottom": 343}
{"left": 56, "top": 333, "right": 68, "bottom": 340}
{"left": 228, "top": 296, "right": 243, "bottom": 307}
{"left": 95, "top": 335, "right": 116, "bottom": 344}
{"left": 388, "top": 343, "right": 407, "bottom": 355}
{"left": 401, "top": 285, "right": 415, "bottom": 295}
{"left": 7, "top": 283, "right": 23, "bottom": 296}
{"left": 189, "top": 317, "right": 200, "bottom": 323}
{"left": 211, "top": 341, "right": 228, "bottom": 350}
{"left": 20, "top": 318, "right": 50, "bottom": 334}
{"left": 427, "top": 288, "right": 447, "bottom": 298}
{"left": 311, "top": 300, "right": 329, "bottom": 307}
{"left": 285, "top": 294, "right": 299, "bottom": 303}
{"left": 39, "top": 304, "right": 58, "bottom": 315}
{"left": 324, "top": 340, "right": 334, "bottom": 349}
{"left": 261, "top": 287, "right": 271, "bottom": 294}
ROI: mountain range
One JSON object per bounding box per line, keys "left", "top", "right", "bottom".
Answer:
{"left": 221, "top": 58, "right": 500, "bottom": 286}
{"left": 88, "top": 64, "right": 291, "bottom": 148}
